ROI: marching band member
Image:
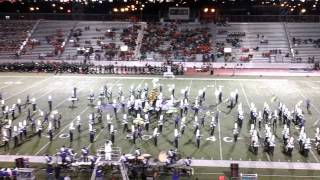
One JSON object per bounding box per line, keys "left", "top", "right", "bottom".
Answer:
{"left": 194, "top": 99, "right": 199, "bottom": 116}
{"left": 113, "top": 99, "right": 118, "bottom": 118}
{"left": 180, "top": 99, "right": 184, "bottom": 117}
{"left": 88, "top": 89, "right": 95, "bottom": 104}
{"left": 11, "top": 104, "right": 16, "bottom": 120}
{"left": 258, "top": 111, "right": 262, "bottom": 129}
{"left": 180, "top": 116, "right": 186, "bottom": 135}
{"left": 48, "top": 121, "right": 53, "bottom": 141}
{"left": 122, "top": 114, "right": 128, "bottom": 132}
{"left": 210, "top": 115, "right": 216, "bottom": 136}
{"left": 193, "top": 116, "right": 199, "bottom": 135}
{"left": 315, "top": 127, "right": 320, "bottom": 148}
{"left": 76, "top": 115, "right": 81, "bottom": 133}
{"left": 18, "top": 122, "right": 23, "bottom": 141}
{"left": 120, "top": 95, "right": 126, "bottom": 112}
{"left": 110, "top": 124, "right": 115, "bottom": 143}
{"left": 105, "top": 141, "right": 112, "bottom": 161}
{"left": 22, "top": 119, "right": 27, "bottom": 138}
{"left": 229, "top": 91, "right": 236, "bottom": 109}
{"left": 144, "top": 113, "right": 150, "bottom": 131}
{"left": 31, "top": 98, "right": 36, "bottom": 112}
{"left": 285, "top": 137, "right": 294, "bottom": 156}
{"left": 13, "top": 126, "right": 18, "bottom": 147}
{"left": 36, "top": 119, "right": 42, "bottom": 138}
{"left": 81, "top": 147, "right": 89, "bottom": 162}
{"left": 89, "top": 124, "right": 95, "bottom": 143}
{"left": 235, "top": 89, "right": 239, "bottom": 104}
{"left": 17, "top": 98, "right": 22, "bottom": 114}
{"left": 174, "top": 128, "right": 180, "bottom": 148}
{"left": 233, "top": 123, "right": 239, "bottom": 142}
{"left": 69, "top": 122, "right": 75, "bottom": 143}
{"left": 106, "top": 113, "right": 112, "bottom": 131}
{"left": 2, "top": 130, "right": 9, "bottom": 150}
{"left": 303, "top": 138, "right": 311, "bottom": 157}
{"left": 282, "top": 124, "right": 289, "bottom": 145}
{"left": 158, "top": 115, "right": 164, "bottom": 133}
{"left": 196, "top": 129, "right": 201, "bottom": 149}
{"left": 48, "top": 95, "right": 52, "bottom": 112}
{"left": 132, "top": 125, "right": 136, "bottom": 144}
{"left": 153, "top": 127, "right": 159, "bottom": 146}
{"left": 269, "top": 135, "right": 276, "bottom": 155}
{"left": 73, "top": 87, "right": 77, "bottom": 99}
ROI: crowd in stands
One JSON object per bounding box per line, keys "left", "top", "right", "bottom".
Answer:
{"left": 70, "top": 23, "right": 140, "bottom": 61}
{"left": 0, "top": 21, "right": 34, "bottom": 54}
{"left": 292, "top": 37, "right": 320, "bottom": 48}
{"left": 0, "top": 62, "right": 184, "bottom": 75}
{"left": 140, "top": 22, "right": 212, "bottom": 61}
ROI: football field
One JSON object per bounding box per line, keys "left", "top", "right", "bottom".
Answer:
{"left": 1, "top": 73, "right": 320, "bottom": 165}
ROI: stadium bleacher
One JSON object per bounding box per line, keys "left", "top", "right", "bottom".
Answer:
{"left": 0, "top": 20, "right": 319, "bottom": 67}
{"left": 140, "top": 22, "right": 213, "bottom": 62}
{"left": 286, "top": 23, "right": 320, "bottom": 63}
{"left": 62, "top": 21, "right": 142, "bottom": 61}
{"left": 21, "top": 20, "right": 76, "bottom": 60}
{"left": 0, "top": 20, "right": 35, "bottom": 59}
{"left": 215, "top": 23, "right": 291, "bottom": 63}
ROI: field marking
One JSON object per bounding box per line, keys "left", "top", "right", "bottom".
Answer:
{"left": 87, "top": 78, "right": 126, "bottom": 150}
{"left": 33, "top": 103, "right": 92, "bottom": 155}
{"left": 294, "top": 84, "right": 320, "bottom": 163}
{"left": 33, "top": 79, "right": 109, "bottom": 155}
{"left": 124, "top": 79, "right": 145, "bottom": 155}
{"left": 0, "top": 78, "right": 25, "bottom": 91}
{"left": 16, "top": 83, "right": 65, "bottom": 117}
{"left": 240, "top": 81, "right": 271, "bottom": 162}
{"left": 214, "top": 80, "right": 223, "bottom": 160}
{"left": 217, "top": 108, "right": 223, "bottom": 160}
{"left": 0, "top": 75, "right": 291, "bottom": 82}
{"left": 66, "top": 78, "right": 122, "bottom": 151}
{"left": 5, "top": 77, "right": 52, "bottom": 101}
{"left": 295, "top": 82, "right": 320, "bottom": 115}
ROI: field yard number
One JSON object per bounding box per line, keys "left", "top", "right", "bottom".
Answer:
{"left": 223, "top": 136, "right": 243, "bottom": 143}
{"left": 206, "top": 136, "right": 216, "bottom": 142}
{"left": 4, "top": 81, "right": 22, "bottom": 85}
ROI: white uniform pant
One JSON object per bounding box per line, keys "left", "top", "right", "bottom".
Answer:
{"left": 105, "top": 152, "right": 112, "bottom": 161}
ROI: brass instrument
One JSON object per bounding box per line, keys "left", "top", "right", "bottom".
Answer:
{"left": 148, "top": 88, "right": 158, "bottom": 104}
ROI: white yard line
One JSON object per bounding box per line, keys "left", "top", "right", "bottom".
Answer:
{"left": 240, "top": 82, "right": 271, "bottom": 162}
{"left": 0, "top": 77, "right": 25, "bottom": 91}
{"left": 294, "top": 85, "right": 320, "bottom": 163}
{"left": 34, "top": 106, "right": 90, "bottom": 155}
{"left": 34, "top": 79, "right": 108, "bottom": 155}
{"left": 5, "top": 77, "right": 52, "bottom": 100}
{"left": 217, "top": 107, "right": 223, "bottom": 160}
{"left": 0, "top": 75, "right": 291, "bottom": 82}
{"left": 123, "top": 79, "right": 146, "bottom": 154}
{"left": 214, "top": 79, "right": 223, "bottom": 160}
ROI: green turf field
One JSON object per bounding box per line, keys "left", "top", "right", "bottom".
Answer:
{"left": 1, "top": 73, "right": 320, "bottom": 165}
